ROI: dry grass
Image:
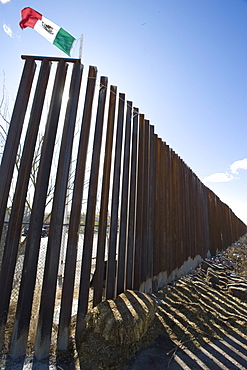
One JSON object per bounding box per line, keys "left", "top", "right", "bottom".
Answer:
{"left": 3, "top": 281, "right": 42, "bottom": 355}
{"left": 76, "top": 275, "right": 247, "bottom": 369}
{"left": 2, "top": 234, "right": 247, "bottom": 369}
{"left": 224, "top": 236, "right": 247, "bottom": 278}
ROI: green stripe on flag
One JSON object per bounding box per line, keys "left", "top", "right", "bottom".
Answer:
{"left": 53, "top": 28, "right": 75, "bottom": 56}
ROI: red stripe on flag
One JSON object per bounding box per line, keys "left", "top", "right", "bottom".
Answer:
{"left": 19, "top": 7, "right": 42, "bottom": 29}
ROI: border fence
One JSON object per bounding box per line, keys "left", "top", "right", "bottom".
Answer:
{"left": 0, "top": 56, "right": 246, "bottom": 360}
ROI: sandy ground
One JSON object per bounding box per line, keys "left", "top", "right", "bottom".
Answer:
{"left": 1, "top": 234, "right": 247, "bottom": 369}
{"left": 125, "top": 332, "right": 247, "bottom": 369}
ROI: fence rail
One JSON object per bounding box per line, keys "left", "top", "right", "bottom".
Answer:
{"left": 0, "top": 55, "right": 246, "bottom": 360}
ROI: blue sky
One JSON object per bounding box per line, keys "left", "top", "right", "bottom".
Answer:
{"left": 1, "top": 0, "right": 247, "bottom": 224}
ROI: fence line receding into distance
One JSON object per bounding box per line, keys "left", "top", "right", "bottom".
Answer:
{"left": 0, "top": 56, "right": 246, "bottom": 360}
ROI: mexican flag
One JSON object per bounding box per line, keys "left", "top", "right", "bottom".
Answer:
{"left": 19, "top": 7, "right": 76, "bottom": 56}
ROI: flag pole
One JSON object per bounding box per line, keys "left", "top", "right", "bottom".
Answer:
{"left": 79, "top": 34, "right": 83, "bottom": 61}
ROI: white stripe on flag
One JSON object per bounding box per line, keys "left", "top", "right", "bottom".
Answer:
{"left": 34, "top": 16, "right": 60, "bottom": 44}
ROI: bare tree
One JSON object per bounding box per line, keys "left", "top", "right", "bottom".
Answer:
{"left": 0, "top": 73, "right": 10, "bottom": 162}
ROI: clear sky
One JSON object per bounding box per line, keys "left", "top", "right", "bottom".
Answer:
{"left": 1, "top": 0, "right": 247, "bottom": 224}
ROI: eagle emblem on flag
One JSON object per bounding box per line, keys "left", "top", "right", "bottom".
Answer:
{"left": 42, "top": 22, "right": 54, "bottom": 35}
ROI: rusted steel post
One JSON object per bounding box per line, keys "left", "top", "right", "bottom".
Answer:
{"left": 76, "top": 76, "right": 108, "bottom": 340}
{"left": 232, "top": 212, "right": 236, "bottom": 241}
{"left": 197, "top": 178, "right": 204, "bottom": 256}
{"left": 180, "top": 159, "right": 188, "bottom": 264}
{"left": 231, "top": 208, "right": 236, "bottom": 241}
{"left": 173, "top": 154, "right": 179, "bottom": 268}
{"left": 117, "top": 101, "right": 132, "bottom": 295}
{"left": 147, "top": 125, "right": 155, "bottom": 285}
{"left": 159, "top": 142, "right": 167, "bottom": 273}
{"left": 126, "top": 108, "right": 139, "bottom": 290}
{"left": 221, "top": 202, "right": 226, "bottom": 249}
{"left": 212, "top": 193, "right": 217, "bottom": 250}
{"left": 140, "top": 119, "right": 149, "bottom": 285}
{"left": 185, "top": 167, "right": 191, "bottom": 258}
{"left": 225, "top": 204, "right": 231, "bottom": 247}
{"left": 105, "top": 93, "right": 125, "bottom": 300}
{"left": 190, "top": 172, "right": 195, "bottom": 257}
{"left": 183, "top": 165, "right": 189, "bottom": 259}
{"left": 152, "top": 135, "right": 160, "bottom": 278}
{"left": 164, "top": 144, "right": 171, "bottom": 276}
{"left": 193, "top": 175, "right": 199, "bottom": 257}
{"left": 0, "top": 57, "right": 36, "bottom": 239}
{"left": 191, "top": 172, "right": 197, "bottom": 258}
{"left": 11, "top": 60, "right": 68, "bottom": 359}
{"left": 207, "top": 189, "right": 213, "bottom": 252}
{"left": 202, "top": 183, "right": 210, "bottom": 256}
{"left": 191, "top": 169, "right": 196, "bottom": 256}
{"left": 34, "top": 60, "right": 83, "bottom": 360}
{"left": 182, "top": 160, "right": 188, "bottom": 261}
{"left": 163, "top": 141, "right": 168, "bottom": 271}
{"left": 208, "top": 191, "right": 217, "bottom": 255}
{"left": 170, "top": 152, "right": 176, "bottom": 270}
{"left": 223, "top": 204, "right": 227, "bottom": 248}
{"left": 166, "top": 144, "right": 171, "bottom": 271}
{"left": 195, "top": 174, "right": 200, "bottom": 256}
{"left": 169, "top": 149, "right": 177, "bottom": 272}
{"left": 199, "top": 178, "right": 204, "bottom": 254}
{"left": 199, "top": 179, "right": 205, "bottom": 254}
{"left": 213, "top": 195, "right": 219, "bottom": 251}
{"left": 161, "top": 141, "right": 167, "bottom": 273}
{"left": 225, "top": 204, "right": 229, "bottom": 248}
{"left": 218, "top": 198, "right": 223, "bottom": 250}
{"left": 133, "top": 114, "right": 145, "bottom": 290}
{"left": 92, "top": 85, "right": 117, "bottom": 308}
{"left": 57, "top": 66, "right": 97, "bottom": 351}
{"left": 176, "top": 156, "right": 183, "bottom": 268}
{"left": 213, "top": 195, "right": 220, "bottom": 251}
{"left": 227, "top": 205, "right": 232, "bottom": 247}
{"left": 177, "top": 157, "right": 185, "bottom": 267}
{"left": 186, "top": 164, "right": 192, "bottom": 258}
{"left": 215, "top": 196, "right": 221, "bottom": 250}
{"left": 174, "top": 154, "right": 180, "bottom": 269}
{"left": 0, "top": 59, "right": 51, "bottom": 351}
{"left": 228, "top": 207, "right": 232, "bottom": 243}
{"left": 198, "top": 180, "right": 203, "bottom": 255}
{"left": 217, "top": 196, "right": 223, "bottom": 250}
{"left": 158, "top": 138, "right": 164, "bottom": 275}
{"left": 158, "top": 141, "right": 163, "bottom": 273}
{"left": 167, "top": 148, "right": 172, "bottom": 273}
